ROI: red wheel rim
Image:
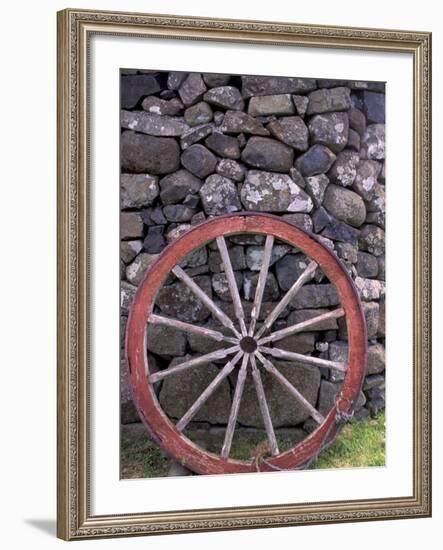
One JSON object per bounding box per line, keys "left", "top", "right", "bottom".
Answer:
{"left": 126, "top": 213, "right": 367, "bottom": 474}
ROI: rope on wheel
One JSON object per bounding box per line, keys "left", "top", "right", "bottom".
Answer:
{"left": 254, "top": 395, "right": 355, "bottom": 472}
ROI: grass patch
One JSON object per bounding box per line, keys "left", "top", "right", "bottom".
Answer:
{"left": 120, "top": 412, "right": 385, "bottom": 478}
{"left": 312, "top": 411, "right": 385, "bottom": 469}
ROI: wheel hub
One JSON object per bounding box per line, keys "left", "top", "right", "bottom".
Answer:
{"left": 240, "top": 336, "right": 257, "bottom": 354}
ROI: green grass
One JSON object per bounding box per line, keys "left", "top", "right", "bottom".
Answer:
{"left": 312, "top": 411, "right": 385, "bottom": 469}
{"left": 120, "top": 411, "right": 385, "bottom": 478}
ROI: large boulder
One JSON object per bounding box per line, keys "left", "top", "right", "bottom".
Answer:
{"left": 159, "top": 169, "right": 202, "bottom": 205}
{"left": 322, "top": 184, "right": 366, "bottom": 227}
{"left": 308, "top": 112, "right": 349, "bottom": 153}
{"left": 241, "top": 75, "right": 317, "bottom": 98}
{"left": 121, "top": 131, "right": 180, "bottom": 174}
{"left": 181, "top": 144, "right": 217, "bottom": 178}
{"left": 203, "top": 86, "right": 244, "bottom": 111}
{"left": 267, "top": 116, "right": 309, "bottom": 151}
{"left": 241, "top": 137, "right": 294, "bottom": 172}
{"left": 306, "top": 87, "right": 351, "bottom": 115}
{"left": 296, "top": 145, "right": 336, "bottom": 177}
{"left": 156, "top": 275, "right": 212, "bottom": 323}
{"left": 120, "top": 174, "right": 159, "bottom": 209}
{"left": 199, "top": 174, "right": 241, "bottom": 215}
{"left": 248, "top": 94, "right": 295, "bottom": 116}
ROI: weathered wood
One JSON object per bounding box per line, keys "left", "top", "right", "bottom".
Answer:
{"left": 149, "top": 345, "right": 240, "bottom": 383}
{"left": 127, "top": 213, "right": 368, "bottom": 474}
{"left": 256, "top": 351, "right": 325, "bottom": 424}
{"left": 149, "top": 314, "right": 238, "bottom": 344}
{"left": 172, "top": 265, "right": 241, "bottom": 338}
{"left": 248, "top": 235, "right": 274, "bottom": 336}
{"left": 221, "top": 353, "right": 250, "bottom": 458}
{"left": 258, "top": 345, "right": 347, "bottom": 372}
{"left": 258, "top": 308, "right": 345, "bottom": 345}
{"left": 176, "top": 351, "right": 243, "bottom": 432}
{"left": 216, "top": 236, "right": 247, "bottom": 335}
{"left": 255, "top": 261, "right": 318, "bottom": 339}
{"left": 250, "top": 355, "right": 279, "bottom": 455}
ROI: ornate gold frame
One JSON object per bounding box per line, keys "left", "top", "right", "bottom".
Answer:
{"left": 57, "top": 8, "right": 432, "bottom": 540}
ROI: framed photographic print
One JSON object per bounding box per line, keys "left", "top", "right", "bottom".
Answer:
{"left": 57, "top": 8, "right": 431, "bottom": 540}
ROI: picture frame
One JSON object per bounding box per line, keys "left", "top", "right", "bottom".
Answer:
{"left": 57, "top": 8, "right": 432, "bottom": 540}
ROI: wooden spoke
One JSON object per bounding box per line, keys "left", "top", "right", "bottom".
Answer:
{"left": 149, "top": 314, "right": 238, "bottom": 345}
{"left": 256, "top": 351, "right": 325, "bottom": 424}
{"left": 176, "top": 351, "right": 244, "bottom": 432}
{"left": 149, "top": 345, "right": 240, "bottom": 384}
{"left": 221, "top": 353, "right": 250, "bottom": 458}
{"left": 248, "top": 235, "right": 274, "bottom": 336}
{"left": 172, "top": 265, "right": 242, "bottom": 339}
{"left": 216, "top": 236, "right": 247, "bottom": 336}
{"left": 255, "top": 261, "right": 318, "bottom": 339}
{"left": 250, "top": 355, "right": 279, "bottom": 455}
{"left": 258, "top": 346, "right": 347, "bottom": 372}
{"left": 258, "top": 308, "right": 345, "bottom": 345}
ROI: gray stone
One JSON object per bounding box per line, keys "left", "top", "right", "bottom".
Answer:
{"left": 353, "top": 160, "right": 382, "bottom": 200}
{"left": 146, "top": 323, "right": 187, "bottom": 357}
{"left": 241, "top": 137, "right": 294, "bottom": 172}
{"left": 216, "top": 158, "right": 245, "bottom": 181}
{"left": 199, "top": 174, "right": 241, "bottom": 215}
{"left": 267, "top": 116, "right": 309, "bottom": 151}
{"left": 126, "top": 253, "right": 158, "bottom": 286}
{"left": 163, "top": 204, "right": 196, "bottom": 222}
{"left": 220, "top": 110, "right": 269, "bottom": 136}
{"left": 367, "top": 396, "right": 385, "bottom": 416}
{"left": 347, "top": 129, "right": 361, "bottom": 152}
{"left": 323, "top": 184, "right": 366, "bottom": 227}
{"left": 183, "top": 193, "right": 201, "bottom": 208}
{"left": 278, "top": 332, "right": 316, "bottom": 354}
{"left": 121, "top": 174, "right": 159, "bottom": 209}
{"left": 212, "top": 271, "right": 243, "bottom": 301}
{"left": 328, "top": 150, "right": 360, "bottom": 187}
{"left": 367, "top": 344, "right": 385, "bottom": 375}
{"left": 248, "top": 94, "right": 295, "bottom": 116}
{"left": 178, "top": 73, "right": 207, "bottom": 106}
{"left": 184, "top": 102, "right": 213, "bottom": 127}
{"left": 203, "top": 86, "right": 244, "bottom": 111}
{"left": 355, "top": 277, "right": 385, "bottom": 301}
{"left": 377, "top": 256, "right": 385, "bottom": 281}
{"left": 246, "top": 244, "right": 291, "bottom": 271}
{"left": 159, "top": 169, "right": 202, "bottom": 205}
{"left": 143, "top": 226, "right": 166, "bottom": 254}
{"left": 121, "top": 131, "right": 180, "bottom": 174}
{"left": 167, "top": 71, "right": 187, "bottom": 91}
{"left": 205, "top": 132, "right": 240, "bottom": 159}
{"left": 213, "top": 111, "right": 225, "bottom": 126}
{"left": 179, "top": 246, "right": 208, "bottom": 269}
{"left": 121, "top": 110, "right": 189, "bottom": 137}
{"left": 180, "top": 123, "right": 214, "bottom": 150}
{"left": 289, "top": 167, "right": 306, "bottom": 188}
{"left": 120, "top": 212, "right": 143, "bottom": 239}
{"left": 348, "top": 80, "right": 385, "bottom": 93}
{"left": 157, "top": 275, "right": 212, "bottom": 323}
{"left": 187, "top": 319, "right": 230, "bottom": 354}
{"left": 296, "top": 145, "right": 336, "bottom": 177}
{"left": 120, "top": 359, "right": 141, "bottom": 424}
{"left": 142, "top": 95, "right": 183, "bottom": 115}
{"left": 237, "top": 360, "right": 320, "bottom": 427}
{"left": 363, "top": 91, "right": 385, "bottom": 124}
{"left": 308, "top": 112, "right": 349, "bottom": 153}
{"left": 291, "top": 284, "right": 340, "bottom": 309}
{"left": 348, "top": 107, "right": 367, "bottom": 136}
{"left": 318, "top": 381, "right": 366, "bottom": 417}
{"left": 366, "top": 183, "right": 386, "bottom": 214}
{"left": 229, "top": 234, "right": 265, "bottom": 246}
{"left": 292, "top": 94, "right": 309, "bottom": 117}
{"left": 359, "top": 224, "right": 385, "bottom": 256}
{"left": 243, "top": 272, "right": 279, "bottom": 301}
{"left": 121, "top": 240, "right": 143, "bottom": 264}
{"left": 141, "top": 206, "right": 167, "bottom": 226}
{"left": 275, "top": 254, "right": 310, "bottom": 291}
{"left": 338, "top": 301, "right": 379, "bottom": 340}
{"left": 159, "top": 358, "right": 231, "bottom": 423}
{"left": 209, "top": 246, "right": 246, "bottom": 273}
{"left": 181, "top": 144, "right": 217, "bottom": 178}
{"left": 241, "top": 75, "right": 317, "bottom": 98}
{"left": 363, "top": 374, "right": 385, "bottom": 392}
{"left": 121, "top": 74, "right": 161, "bottom": 108}
{"left": 356, "top": 251, "right": 379, "bottom": 278}
{"left": 190, "top": 212, "right": 206, "bottom": 226}
{"left": 241, "top": 170, "right": 313, "bottom": 212}
{"left": 165, "top": 224, "right": 192, "bottom": 242}
{"left": 304, "top": 174, "right": 329, "bottom": 207}
{"left": 306, "top": 87, "right": 351, "bottom": 115}
{"left": 202, "top": 73, "right": 231, "bottom": 87}
{"left": 321, "top": 217, "right": 361, "bottom": 245}
{"left": 282, "top": 213, "right": 313, "bottom": 232}
{"left": 361, "top": 124, "right": 385, "bottom": 160}
{"left": 328, "top": 341, "right": 347, "bottom": 381}
{"left": 311, "top": 207, "right": 331, "bottom": 233}
{"left": 288, "top": 308, "right": 339, "bottom": 331}
{"left": 336, "top": 242, "right": 358, "bottom": 264}
{"left": 121, "top": 281, "right": 137, "bottom": 315}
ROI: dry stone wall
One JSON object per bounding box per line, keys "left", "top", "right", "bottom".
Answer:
{"left": 120, "top": 70, "right": 386, "bottom": 438}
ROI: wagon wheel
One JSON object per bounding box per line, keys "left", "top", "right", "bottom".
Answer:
{"left": 126, "top": 213, "right": 367, "bottom": 475}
